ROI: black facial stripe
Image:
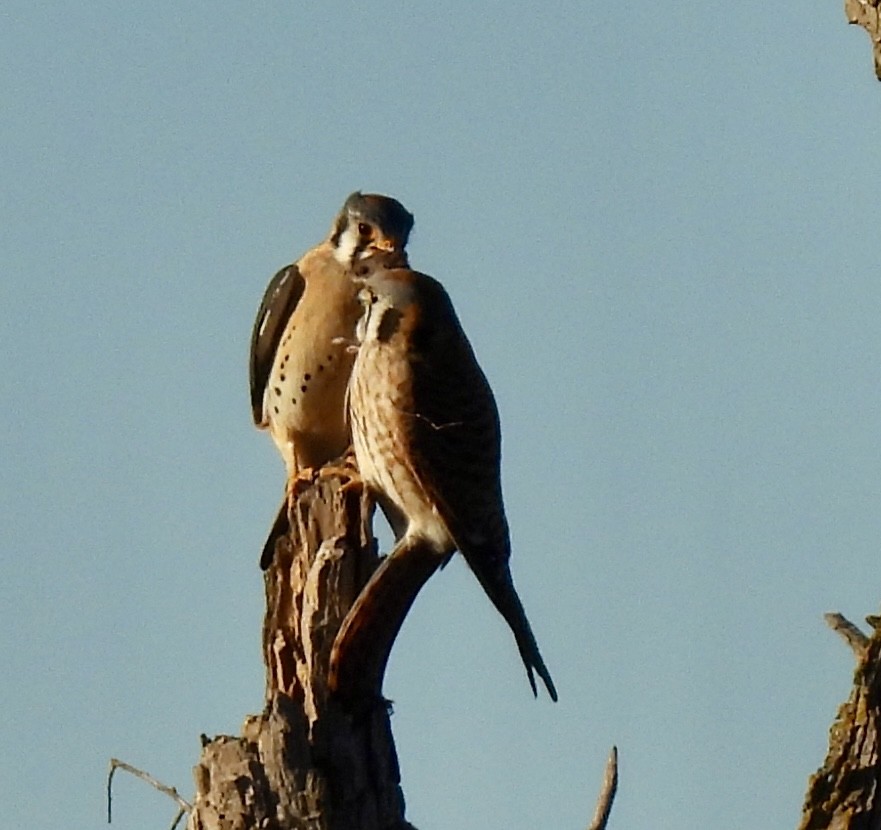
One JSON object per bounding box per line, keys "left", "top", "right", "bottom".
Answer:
{"left": 376, "top": 307, "right": 403, "bottom": 343}
{"left": 352, "top": 229, "right": 370, "bottom": 261}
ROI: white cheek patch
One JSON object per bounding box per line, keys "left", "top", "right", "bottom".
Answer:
{"left": 353, "top": 289, "right": 382, "bottom": 345}
{"left": 366, "top": 299, "right": 395, "bottom": 343}
{"left": 333, "top": 225, "right": 360, "bottom": 265}
{"left": 354, "top": 310, "right": 369, "bottom": 344}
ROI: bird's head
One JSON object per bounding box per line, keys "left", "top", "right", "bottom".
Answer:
{"left": 330, "top": 192, "right": 414, "bottom": 270}
{"left": 352, "top": 269, "right": 453, "bottom": 348}
{"left": 352, "top": 269, "right": 418, "bottom": 346}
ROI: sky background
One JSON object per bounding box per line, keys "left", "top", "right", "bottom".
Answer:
{"left": 2, "top": 3, "right": 880, "bottom": 828}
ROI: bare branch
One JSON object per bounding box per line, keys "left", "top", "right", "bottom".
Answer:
{"left": 824, "top": 611, "right": 869, "bottom": 657}
{"left": 800, "top": 605, "right": 881, "bottom": 827}
{"left": 587, "top": 746, "right": 618, "bottom": 830}
{"left": 106, "top": 757, "right": 191, "bottom": 825}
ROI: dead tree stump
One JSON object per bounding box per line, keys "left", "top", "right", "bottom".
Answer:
{"left": 187, "top": 472, "right": 414, "bottom": 830}
{"left": 799, "top": 611, "right": 881, "bottom": 830}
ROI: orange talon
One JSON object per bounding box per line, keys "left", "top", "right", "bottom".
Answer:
{"left": 285, "top": 466, "right": 318, "bottom": 501}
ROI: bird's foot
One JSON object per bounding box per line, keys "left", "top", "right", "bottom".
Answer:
{"left": 285, "top": 467, "right": 318, "bottom": 502}
{"left": 318, "top": 450, "right": 361, "bottom": 492}
{"left": 284, "top": 457, "right": 361, "bottom": 502}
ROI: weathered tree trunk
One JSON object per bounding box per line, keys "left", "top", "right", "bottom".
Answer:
{"left": 186, "top": 472, "right": 414, "bottom": 830}
{"left": 799, "top": 612, "right": 881, "bottom": 830}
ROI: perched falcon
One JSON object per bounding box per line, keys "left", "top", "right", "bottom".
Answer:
{"left": 250, "top": 193, "right": 414, "bottom": 569}
{"left": 332, "top": 268, "right": 557, "bottom": 701}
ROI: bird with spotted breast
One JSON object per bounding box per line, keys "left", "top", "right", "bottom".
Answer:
{"left": 249, "top": 192, "right": 413, "bottom": 569}
{"left": 329, "top": 268, "right": 557, "bottom": 701}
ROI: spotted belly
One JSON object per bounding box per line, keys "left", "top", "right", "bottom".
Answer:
{"left": 265, "top": 328, "right": 355, "bottom": 474}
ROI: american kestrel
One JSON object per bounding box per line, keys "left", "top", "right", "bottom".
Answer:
{"left": 249, "top": 193, "right": 414, "bottom": 569}
{"left": 333, "top": 268, "right": 557, "bottom": 701}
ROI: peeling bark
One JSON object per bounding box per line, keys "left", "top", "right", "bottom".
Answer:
{"left": 187, "top": 472, "right": 414, "bottom": 830}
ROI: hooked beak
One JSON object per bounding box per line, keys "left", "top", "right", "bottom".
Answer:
{"left": 370, "top": 237, "right": 398, "bottom": 254}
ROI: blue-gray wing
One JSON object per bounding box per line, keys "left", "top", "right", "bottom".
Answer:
{"left": 249, "top": 264, "right": 306, "bottom": 425}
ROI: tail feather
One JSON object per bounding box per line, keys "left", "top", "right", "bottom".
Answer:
{"left": 464, "top": 554, "right": 558, "bottom": 702}
{"left": 504, "top": 591, "right": 558, "bottom": 702}
{"left": 259, "top": 498, "right": 290, "bottom": 570}
{"left": 512, "top": 612, "right": 558, "bottom": 702}
{"left": 330, "top": 538, "right": 443, "bottom": 699}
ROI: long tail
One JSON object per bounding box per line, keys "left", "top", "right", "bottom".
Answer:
{"left": 465, "top": 553, "right": 558, "bottom": 702}
{"left": 259, "top": 498, "right": 290, "bottom": 570}
{"left": 329, "top": 538, "right": 443, "bottom": 700}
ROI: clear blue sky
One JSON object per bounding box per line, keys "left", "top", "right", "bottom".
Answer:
{"left": 3, "top": 3, "right": 879, "bottom": 828}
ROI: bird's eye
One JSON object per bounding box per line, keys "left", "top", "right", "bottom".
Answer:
{"left": 357, "top": 222, "right": 372, "bottom": 237}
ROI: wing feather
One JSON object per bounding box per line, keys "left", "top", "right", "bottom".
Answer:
{"left": 401, "top": 281, "right": 557, "bottom": 700}
{"left": 249, "top": 264, "right": 306, "bottom": 425}
{"left": 402, "top": 276, "right": 509, "bottom": 564}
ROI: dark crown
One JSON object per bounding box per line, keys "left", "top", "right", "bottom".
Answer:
{"left": 335, "top": 191, "right": 415, "bottom": 246}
